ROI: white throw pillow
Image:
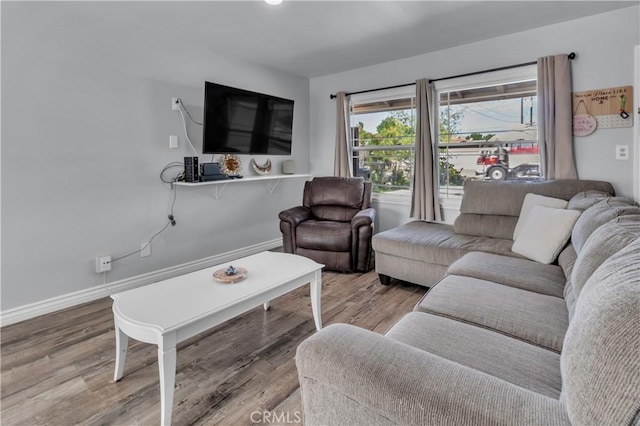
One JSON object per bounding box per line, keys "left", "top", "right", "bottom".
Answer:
{"left": 512, "top": 205, "right": 581, "bottom": 264}
{"left": 513, "top": 193, "right": 569, "bottom": 240}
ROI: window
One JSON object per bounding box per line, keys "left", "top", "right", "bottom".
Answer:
{"left": 436, "top": 65, "right": 539, "bottom": 200}
{"left": 347, "top": 66, "right": 539, "bottom": 202}
{"left": 349, "top": 86, "right": 416, "bottom": 195}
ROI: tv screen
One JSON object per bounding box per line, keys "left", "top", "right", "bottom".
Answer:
{"left": 202, "top": 82, "right": 294, "bottom": 155}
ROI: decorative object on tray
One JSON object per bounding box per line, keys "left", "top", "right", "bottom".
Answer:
{"left": 250, "top": 158, "right": 272, "bottom": 175}
{"left": 219, "top": 154, "right": 242, "bottom": 176}
{"left": 212, "top": 265, "right": 248, "bottom": 283}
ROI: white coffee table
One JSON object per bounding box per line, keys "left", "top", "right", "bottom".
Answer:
{"left": 110, "top": 251, "right": 323, "bottom": 426}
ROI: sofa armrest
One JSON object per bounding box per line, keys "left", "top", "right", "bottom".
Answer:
{"left": 296, "top": 324, "right": 569, "bottom": 426}
{"left": 278, "top": 206, "right": 312, "bottom": 227}
{"left": 351, "top": 207, "right": 375, "bottom": 229}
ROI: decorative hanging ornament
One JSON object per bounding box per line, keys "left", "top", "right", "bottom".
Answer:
{"left": 572, "top": 99, "right": 597, "bottom": 136}
{"left": 619, "top": 94, "right": 629, "bottom": 119}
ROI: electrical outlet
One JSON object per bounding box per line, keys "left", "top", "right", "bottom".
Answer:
{"left": 141, "top": 242, "right": 151, "bottom": 258}
{"left": 169, "top": 135, "right": 179, "bottom": 149}
{"left": 172, "top": 97, "right": 180, "bottom": 111}
{"left": 96, "top": 256, "right": 112, "bottom": 273}
{"left": 615, "top": 145, "right": 629, "bottom": 160}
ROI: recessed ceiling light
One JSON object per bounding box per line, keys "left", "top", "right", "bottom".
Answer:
{"left": 265, "top": 0, "right": 283, "bottom": 5}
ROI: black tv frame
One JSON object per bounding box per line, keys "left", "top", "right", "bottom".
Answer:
{"left": 202, "top": 82, "right": 294, "bottom": 155}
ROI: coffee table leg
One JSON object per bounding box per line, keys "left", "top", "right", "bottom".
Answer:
{"left": 158, "top": 339, "right": 177, "bottom": 426}
{"left": 113, "top": 321, "right": 129, "bottom": 382}
{"left": 310, "top": 269, "right": 323, "bottom": 331}
{"left": 263, "top": 301, "right": 271, "bottom": 311}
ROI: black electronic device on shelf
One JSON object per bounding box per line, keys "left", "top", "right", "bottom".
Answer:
{"left": 199, "top": 162, "right": 229, "bottom": 182}
{"left": 184, "top": 156, "right": 199, "bottom": 183}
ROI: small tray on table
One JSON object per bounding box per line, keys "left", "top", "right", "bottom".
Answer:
{"left": 212, "top": 266, "right": 248, "bottom": 283}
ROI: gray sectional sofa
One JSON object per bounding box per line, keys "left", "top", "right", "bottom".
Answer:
{"left": 296, "top": 180, "right": 640, "bottom": 425}
{"left": 372, "top": 179, "right": 616, "bottom": 287}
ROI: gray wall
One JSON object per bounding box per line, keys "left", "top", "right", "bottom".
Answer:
{"left": 3, "top": 3, "right": 638, "bottom": 314}
{"left": 310, "top": 6, "right": 640, "bottom": 230}
{"left": 1, "top": 2, "right": 310, "bottom": 310}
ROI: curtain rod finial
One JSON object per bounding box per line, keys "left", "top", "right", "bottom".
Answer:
{"left": 330, "top": 94, "right": 337, "bottom": 99}
{"left": 568, "top": 52, "right": 576, "bottom": 60}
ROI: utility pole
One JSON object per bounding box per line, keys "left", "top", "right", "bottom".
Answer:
{"left": 529, "top": 97, "right": 533, "bottom": 126}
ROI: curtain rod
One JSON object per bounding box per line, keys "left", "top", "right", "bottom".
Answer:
{"left": 329, "top": 52, "right": 576, "bottom": 99}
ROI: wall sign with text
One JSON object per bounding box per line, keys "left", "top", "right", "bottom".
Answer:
{"left": 572, "top": 86, "right": 633, "bottom": 136}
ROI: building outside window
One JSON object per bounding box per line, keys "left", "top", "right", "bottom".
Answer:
{"left": 348, "top": 65, "right": 540, "bottom": 204}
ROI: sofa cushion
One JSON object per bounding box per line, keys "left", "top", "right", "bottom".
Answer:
{"left": 453, "top": 214, "right": 518, "bottom": 240}
{"left": 561, "top": 240, "right": 640, "bottom": 426}
{"left": 558, "top": 244, "right": 577, "bottom": 280}
{"left": 304, "top": 176, "right": 364, "bottom": 208}
{"left": 558, "top": 244, "right": 579, "bottom": 319}
{"left": 460, "top": 179, "right": 614, "bottom": 217}
{"left": 451, "top": 180, "right": 614, "bottom": 240}
{"left": 447, "top": 252, "right": 565, "bottom": 297}
{"left": 304, "top": 177, "right": 365, "bottom": 222}
{"left": 372, "top": 221, "right": 522, "bottom": 268}
{"left": 571, "top": 197, "right": 640, "bottom": 253}
{"left": 416, "top": 275, "right": 568, "bottom": 352}
{"left": 375, "top": 252, "right": 449, "bottom": 287}
{"left": 296, "top": 220, "right": 351, "bottom": 251}
{"left": 566, "top": 190, "right": 612, "bottom": 211}
{"left": 386, "top": 312, "right": 562, "bottom": 398}
{"left": 564, "top": 280, "right": 578, "bottom": 322}
{"left": 512, "top": 206, "right": 580, "bottom": 264}
{"left": 513, "top": 193, "right": 568, "bottom": 240}
{"left": 296, "top": 323, "right": 570, "bottom": 426}
{"left": 570, "top": 215, "right": 640, "bottom": 301}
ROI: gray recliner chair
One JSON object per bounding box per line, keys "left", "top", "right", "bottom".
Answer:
{"left": 279, "top": 177, "right": 375, "bottom": 272}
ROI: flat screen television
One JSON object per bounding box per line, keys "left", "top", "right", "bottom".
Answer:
{"left": 202, "top": 82, "right": 294, "bottom": 155}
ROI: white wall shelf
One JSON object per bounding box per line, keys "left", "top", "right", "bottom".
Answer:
{"left": 174, "top": 174, "right": 312, "bottom": 199}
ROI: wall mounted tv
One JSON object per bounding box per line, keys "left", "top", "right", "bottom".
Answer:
{"left": 202, "top": 82, "right": 294, "bottom": 155}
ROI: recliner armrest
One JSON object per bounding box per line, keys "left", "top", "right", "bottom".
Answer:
{"left": 351, "top": 207, "right": 375, "bottom": 229}
{"left": 296, "top": 323, "right": 569, "bottom": 426}
{"left": 279, "top": 206, "right": 312, "bottom": 228}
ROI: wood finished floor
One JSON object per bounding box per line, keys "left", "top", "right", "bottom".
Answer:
{"left": 1, "top": 271, "right": 425, "bottom": 425}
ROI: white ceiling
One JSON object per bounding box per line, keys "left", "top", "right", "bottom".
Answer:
{"left": 49, "top": 1, "right": 638, "bottom": 78}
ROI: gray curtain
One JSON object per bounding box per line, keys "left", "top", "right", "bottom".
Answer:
{"left": 333, "top": 91, "right": 353, "bottom": 177}
{"left": 537, "top": 55, "right": 577, "bottom": 180}
{"left": 410, "top": 79, "right": 441, "bottom": 221}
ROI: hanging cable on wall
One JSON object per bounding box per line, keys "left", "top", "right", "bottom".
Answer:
{"left": 109, "top": 162, "right": 183, "bottom": 265}
{"left": 174, "top": 97, "right": 201, "bottom": 156}
{"left": 177, "top": 98, "right": 203, "bottom": 125}
{"left": 107, "top": 98, "right": 205, "bottom": 267}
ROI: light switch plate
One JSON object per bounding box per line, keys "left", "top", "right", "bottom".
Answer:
{"left": 170, "top": 135, "right": 179, "bottom": 149}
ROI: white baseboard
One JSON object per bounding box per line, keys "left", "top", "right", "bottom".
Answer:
{"left": 0, "top": 239, "right": 282, "bottom": 327}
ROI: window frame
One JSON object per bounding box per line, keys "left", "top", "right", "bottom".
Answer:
{"left": 434, "top": 65, "right": 539, "bottom": 205}
{"left": 348, "top": 85, "right": 417, "bottom": 202}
